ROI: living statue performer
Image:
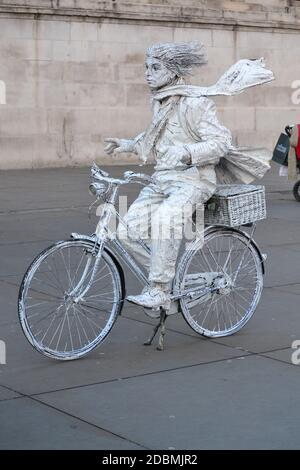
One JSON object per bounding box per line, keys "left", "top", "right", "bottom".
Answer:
{"left": 104, "top": 42, "right": 274, "bottom": 312}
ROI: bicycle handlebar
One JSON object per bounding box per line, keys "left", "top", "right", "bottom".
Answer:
{"left": 91, "top": 163, "right": 154, "bottom": 185}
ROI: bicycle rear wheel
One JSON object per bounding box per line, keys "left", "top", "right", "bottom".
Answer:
{"left": 293, "top": 180, "right": 300, "bottom": 202}
{"left": 175, "top": 227, "right": 264, "bottom": 337}
{"left": 18, "top": 239, "right": 123, "bottom": 360}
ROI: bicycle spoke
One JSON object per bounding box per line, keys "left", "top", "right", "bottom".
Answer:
{"left": 80, "top": 301, "right": 113, "bottom": 315}
{"left": 32, "top": 274, "right": 62, "bottom": 297}
{"left": 45, "top": 258, "right": 65, "bottom": 294}
{"left": 72, "top": 305, "right": 97, "bottom": 339}
{"left": 72, "top": 305, "right": 83, "bottom": 346}
{"left": 60, "top": 249, "right": 73, "bottom": 288}
{"left": 50, "top": 254, "right": 65, "bottom": 291}
{"left": 39, "top": 305, "right": 63, "bottom": 343}
{"left": 69, "top": 248, "right": 86, "bottom": 290}
{"left": 26, "top": 299, "right": 59, "bottom": 309}
{"left": 86, "top": 290, "right": 115, "bottom": 299}
{"left": 66, "top": 306, "right": 74, "bottom": 351}
{"left": 54, "top": 308, "right": 69, "bottom": 351}
{"left": 73, "top": 306, "right": 91, "bottom": 344}
{"left": 75, "top": 303, "right": 103, "bottom": 332}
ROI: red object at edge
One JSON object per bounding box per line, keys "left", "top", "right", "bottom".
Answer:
{"left": 296, "top": 124, "right": 300, "bottom": 160}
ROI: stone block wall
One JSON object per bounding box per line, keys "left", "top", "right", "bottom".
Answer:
{"left": 0, "top": 0, "right": 300, "bottom": 169}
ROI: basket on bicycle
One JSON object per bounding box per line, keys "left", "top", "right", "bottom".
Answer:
{"left": 204, "top": 184, "right": 266, "bottom": 227}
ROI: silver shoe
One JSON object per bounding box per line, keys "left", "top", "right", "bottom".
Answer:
{"left": 127, "top": 287, "right": 171, "bottom": 312}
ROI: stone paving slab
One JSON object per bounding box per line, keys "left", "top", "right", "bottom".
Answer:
{"left": 0, "top": 397, "right": 144, "bottom": 450}
{"left": 0, "top": 208, "right": 93, "bottom": 245}
{"left": 272, "top": 283, "right": 300, "bottom": 295}
{"left": 35, "top": 355, "right": 300, "bottom": 450}
{"left": 261, "top": 245, "right": 300, "bottom": 288}
{"left": 0, "top": 241, "right": 54, "bottom": 279}
{"left": 260, "top": 347, "right": 297, "bottom": 366}
{"left": 0, "top": 279, "right": 19, "bottom": 326}
{"left": 0, "top": 385, "right": 20, "bottom": 402}
{"left": 254, "top": 217, "right": 300, "bottom": 248}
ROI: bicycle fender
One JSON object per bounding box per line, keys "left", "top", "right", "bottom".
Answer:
{"left": 103, "top": 246, "right": 127, "bottom": 314}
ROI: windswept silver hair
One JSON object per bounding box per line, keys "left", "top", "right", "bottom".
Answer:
{"left": 146, "top": 41, "right": 207, "bottom": 77}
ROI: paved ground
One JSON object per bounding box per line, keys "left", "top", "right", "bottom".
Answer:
{"left": 0, "top": 162, "right": 300, "bottom": 450}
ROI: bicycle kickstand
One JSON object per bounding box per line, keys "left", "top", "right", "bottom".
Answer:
{"left": 143, "top": 308, "right": 168, "bottom": 351}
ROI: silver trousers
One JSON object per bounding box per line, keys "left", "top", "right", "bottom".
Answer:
{"left": 117, "top": 171, "right": 216, "bottom": 284}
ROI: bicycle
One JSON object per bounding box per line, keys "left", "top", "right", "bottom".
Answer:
{"left": 18, "top": 163, "right": 267, "bottom": 359}
{"left": 281, "top": 125, "right": 300, "bottom": 203}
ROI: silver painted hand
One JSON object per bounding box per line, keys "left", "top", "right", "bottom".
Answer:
{"left": 104, "top": 138, "right": 135, "bottom": 155}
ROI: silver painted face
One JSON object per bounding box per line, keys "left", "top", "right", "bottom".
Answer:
{"left": 145, "top": 57, "right": 177, "bottom": 90}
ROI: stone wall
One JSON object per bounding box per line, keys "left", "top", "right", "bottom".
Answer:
{"left": 0, "top": 0, "right": 300, "bottom": 169}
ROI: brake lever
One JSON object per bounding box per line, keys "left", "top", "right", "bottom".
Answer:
{"left": 124, "top": 170, "right": 135, "bottom": 179}
{"left": 91, "top": 162, "right": 109, "bottom": 177}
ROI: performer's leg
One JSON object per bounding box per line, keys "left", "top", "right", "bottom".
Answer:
{"left": 149, "top": 182, "right": 214, "bottom": 285}
{"left": 117, "top": 184, "right": 163, "bottom": 269}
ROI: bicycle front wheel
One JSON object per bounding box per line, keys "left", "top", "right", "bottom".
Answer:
{"left": 18, "top": 239, "right": 123, "bottom": 360}
{"left": 175, "top": 227, "right": 264, "bottom": 338}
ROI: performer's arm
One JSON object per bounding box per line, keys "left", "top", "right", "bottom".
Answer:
{"left": 184, "top": 97, "right": 232, "bottom": 166}
{"left": 104, "top": 132, "right": 145, "bottom": 156}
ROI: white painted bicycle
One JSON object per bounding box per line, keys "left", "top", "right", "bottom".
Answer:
{"left": 18, "top": 163, "right": 266, "bottom": 359}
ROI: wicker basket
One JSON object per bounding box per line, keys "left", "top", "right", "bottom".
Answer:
{"left": 204, "top": 184, "right": 266, "bottom": 227}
